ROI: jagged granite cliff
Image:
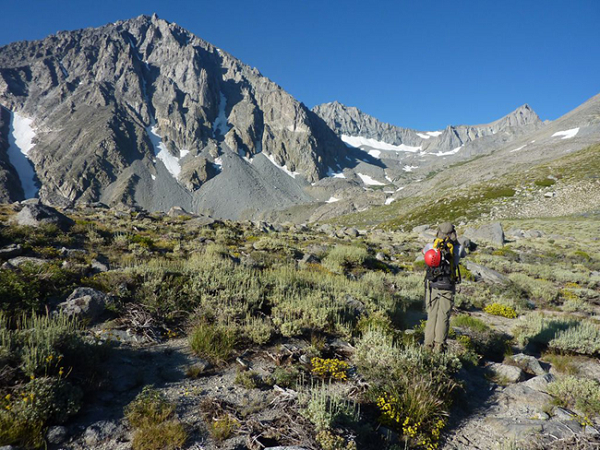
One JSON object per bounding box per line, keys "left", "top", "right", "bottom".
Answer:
{"left": 0, "top": 14, "right": 347, "bottom": 216}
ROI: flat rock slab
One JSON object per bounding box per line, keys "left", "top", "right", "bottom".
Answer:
{"left": 487, "top": 363, "right": 525, "bottom": 383}
{"left": 465, "top": 261, "right": 510, "bottom": 284}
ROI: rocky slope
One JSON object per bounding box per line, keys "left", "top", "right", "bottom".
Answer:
{"left": 0, "top": 14, "right": 347, "bottom": 216}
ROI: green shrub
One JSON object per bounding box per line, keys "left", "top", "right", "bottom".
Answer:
{"left": 125, "top": 387, "right": 187, "bottom": 450}
{"left": 0, "top": 377, "right": 82, "bottom": 449}
{"left": 451, "top": 314, "right": 490, "bottom": 333}
{"left": 206, "top": 414, "right": 239, "bottom": 442}
{"left": 125, "top": 386, "right": 175, "bottom": 429}
{"left": 301, "top": 384, "right": 360, "bottom": 431}
{"left": 547, "top": 376, "right": 600, "bottom": 417}
{"left": 513, "top": 313, "right": 578, "bottom": 348}
{"left": 131, "top": 420, "right": 187, "bottom": 450}
{"left": 322, "top": 245, "right": 369, "bottom": 273}
{"left": 534, "top": 178, "right": 556, "bottom": 187}
{"left": 189, "top": 322, "right": 237, "bottom": 364}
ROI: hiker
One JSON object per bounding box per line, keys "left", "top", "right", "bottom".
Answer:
{"left": 422, "top": 222, "right": 466, "bottom": 353}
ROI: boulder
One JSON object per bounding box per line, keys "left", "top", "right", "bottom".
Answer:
{"left": 524, "top": 373, "right": 555, "bottom": 392}
{"left": 345, "top": 227, "right": 360, "bottom": 238}
{"left": 487, "top": 362, "right": 525, "bottom": 383}
{"left": 2, "top": 256, "right": 48, "bottom": 269}
{"left": 412, "top": 224, "right": 430, "bottom": 233}
{"left": 524, "top": 229, "right": 544, "bottom": 238}
{"left": 57, "top": 287, "right": 111, "bottom": 322}
{"left": 299, "top": 253, "right": 320, "bottom": 265}
{"left": 167, "top": 206, "right": 193, "bottom": 218}
{"left": 0, "top": 244, "right": 23, "bottom": 260}
{"left": 509, "top": 354, "right": 547, "bottom": 376}
{"left": 10, "top": 203, "right": 74, "bottom": 230}
{"left": 465, "top": 261, "right": 510, "bottom": 284}
{"left": 463, "top": 222, "right": 505, "bottom": 247}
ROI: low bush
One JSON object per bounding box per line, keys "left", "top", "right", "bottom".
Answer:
{"left": 311, "top": 357, "right": 349, "bottom": 381}
{"left": 189, "top": 322, "right": 237, "bottom": 364}
{"left": 547, "top": 376, "right": 600, "bottom": 417}
{"left": 125, "top": 386, "right": 187, "bottom": 450}
{"left": 301, "top": 384, "right": 360, "bottom": 432}
{"left": 549, "top": 320, "right": 600, "bottom": 356}
{"left": 322, "top": 245, "right": 369, "bottom": 273}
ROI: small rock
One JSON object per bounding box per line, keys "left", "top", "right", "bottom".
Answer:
{"left": 544, "top": 192, "right": 556, "bottom": 198}
{"left": 59, "top": 247, "right": 87, "bottom": 258}
{"left": 236, "top": 357, "right": 250, "bottom": 370}
{"left": 47, "top": 425, "right": 68, "bottom": 445}
{"left": 530, "top": 412, "right": 550, "bottom": 421}
{"left": 0, "top": 244, "right": 23, "bottom": 260}
{"left": 487, "top": 362, "right": 525, "bottom": 383}
{"left": 510, "top": 354, "right": 547, "bottom": 376}
{"left": 57, "top": 287, "right": 111, "bottom": 322}
{"left": 91, "top": 259, "right": 109, "bottom": 273}
{"left": 375, "top": 252, "right": 386, "bottom": 261}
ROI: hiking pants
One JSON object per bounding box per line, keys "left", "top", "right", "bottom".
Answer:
{"left": 424, "top": 287, "right": 454, "bottom": 352}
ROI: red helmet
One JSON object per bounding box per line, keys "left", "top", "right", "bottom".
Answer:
{"left": 424, "top": 248, "right": 441, "bottom": 267}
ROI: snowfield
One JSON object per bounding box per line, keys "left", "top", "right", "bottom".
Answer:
{"left": 357, "top": 173, "right": 385, "bottom": 186}
{"left": 552, "top": 128, "right": 579, "bottom": 140}
{"left": 341, "top": 135, "right": 422, "bottom": 153}
{"left": 325, "top": 197, "right": 340, "bottom": 203}
{"left": 7, "top": 112, "right": 38, "bottom": 198}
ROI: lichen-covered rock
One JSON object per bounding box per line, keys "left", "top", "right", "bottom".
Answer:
{"left": 57, "top": 287, "right": 111, "bottom": 322}
{"left": 463, "top": 222, "right": 505, "bottom": 247}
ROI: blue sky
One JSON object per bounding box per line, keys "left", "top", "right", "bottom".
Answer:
{"left": 1, "top": 0, "right": 598, "bottom": 130}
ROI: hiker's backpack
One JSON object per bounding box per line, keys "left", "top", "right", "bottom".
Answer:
{"left": 425, "top": 237, "right": 461, "bottom": 290}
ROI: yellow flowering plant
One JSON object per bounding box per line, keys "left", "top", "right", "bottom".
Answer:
{"left": 311, "top": 357, "right": 349, "bottom": 381}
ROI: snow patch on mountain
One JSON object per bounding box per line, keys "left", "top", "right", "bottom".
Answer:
{"left": 431, "top": 146, "right": 463, "bottom": 157}
{"left": 326, "top": 168, "right": 346, "bottom": 178}
{"left": 510, "top": 145, "right": 527, "bottom": 153}
{"left": 552, "top": 128, "right": 579, "bottom": 140}
{"left": 368, "top": 150, "right": 381, "bottom": 158}
{"left": 325, "top": 197, "right": 339, "bottom": 203}
{"left": 341, "top": 135, "right": 422, "bottom": 153}
{"left": 403, "top": 165, "right": 418, "bottom": 172}
{"left": 7, "top": 112, "right": 38, "bottom": 198}
{"left": 357, "top": 173, "right": 385, "bottom": 186}
{"left": 264, "top": 153, "right": 300, "bottom": 178}
{"left": 213, "top": 92, "right": 230, "bottom": 137}
{"left": 385, "top": 197, "right": 395, "bottom": 205}
{"left": 147, "top": 122, "right": 182, "bottom": 179}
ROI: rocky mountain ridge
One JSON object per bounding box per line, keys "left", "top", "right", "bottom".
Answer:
{"left": 0, "top": 14, "right": 347, "bottom": 216}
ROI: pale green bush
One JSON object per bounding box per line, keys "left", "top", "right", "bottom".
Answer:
{"left": 322, "top": 245, "right": 369, "bottom": 273}
{"left": 547, "top": 376, "right": 600, "bottom": 417}
{"left": 549, "top": 320, "right": 600, "bottom": 355}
